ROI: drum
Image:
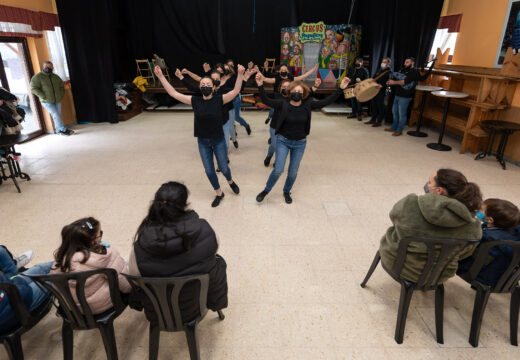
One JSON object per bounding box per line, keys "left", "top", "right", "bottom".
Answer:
{"left": 343, "top": 87, "right": 355, "bottom": 99}
{"left": 354, "top": 78, "right": 381, "bottom": 102}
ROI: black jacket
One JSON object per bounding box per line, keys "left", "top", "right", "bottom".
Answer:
{"left": 347, "top": 66, "right": 369, "bottom": 85}
{"left": 133, "top": 210, "right": 228, "bottom": 322}
{"left": 258, "top": 85, "right": 342, "bottom": 136}
{"left": 373, "top": 67, "right": 391, "bottom": 86}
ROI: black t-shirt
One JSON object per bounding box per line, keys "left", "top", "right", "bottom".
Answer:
{"left": 274, "top": 73, "right": 294, "bottom": 93}
{"left": 395, "top": 68, "right": 419, "bottom": 98}
{"left": 191, "top": 94, "right": 225, "bottom": 139}
{"left": 279, "top": 104, "right": 308, "bottom": 140}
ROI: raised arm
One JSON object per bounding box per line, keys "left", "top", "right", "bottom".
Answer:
{"left": 222, "top": 64, "right": 245, "bottom": 104}
{"left": 295, "top": 63, "right": 319, "bottom": 81}
{"left": 176, "top": 68, "right": 201, "bottom": 94}
{"left": 310, "top": 77, "right": 350, "bottom": 109}
{"left": 255, "top": 73, "right": 284, "bottom": 109}
{"left": 181, "top": 68, "right": 201, "bottom": 82}
{"left": 310, "top": 78, "right": 322, "bottom": 96}
{"left": 256, "top": 64, "right": 276, "bottom": 84}
{"left": 155, "top": 65, "right": 192, "bottom": 105}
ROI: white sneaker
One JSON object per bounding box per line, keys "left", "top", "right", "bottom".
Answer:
{"left": 15, "top": 250, "right": 34, "bottom": 269}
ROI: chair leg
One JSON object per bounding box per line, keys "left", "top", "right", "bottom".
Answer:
{"left": 395, "top": 280, "right": 415, "bottom": 344}
{"left": 3, "top": 335, "right": 24, "bottom": 360}
{"left": 510, "top": 286, "right": 520, "bottom": 346}
{"left": 217, "top": 310, "right": 225, "bottom": 320}
{"left": 184, "top": 321, "right": 200, "bottom": 360}
{"left": 435, "top": 284, "right": 444, "bottom": 344}
{"left": 98, "top": 322, "right": 119, "bottom": 360}
{"left": 469, "top": 286, "right": 491, "bottom": 347}
{"left": 62, "top": 322, "right": 74, "bottom": 360}
{"left": 149, "top": 323, "right": 160, "bottom": 360}
{"left": 360, "top": 251, "right": 381, "bottom": 288}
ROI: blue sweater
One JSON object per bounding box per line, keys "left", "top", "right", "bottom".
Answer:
{"left": 458, "top": 225, "right": 520, "bottom": 286}
{"left": 0, "top": 272, "right": 33, "bottom": 332}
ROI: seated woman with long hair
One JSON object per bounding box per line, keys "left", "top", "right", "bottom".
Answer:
{"left": 129, "top": 181, "right": 228, "bottom": 322}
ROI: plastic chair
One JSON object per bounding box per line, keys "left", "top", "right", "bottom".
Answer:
{"left": 122, "top": 273, "right": 224, "bottom": 360}
{"left": 25, "top": 269, "right": 127, "bottom": 360}
{"left": 360, "top": 237, "right": 479, "bottom": 344}
{"left": 0, "top": 282, "right": 53, "bottom": 360}
{"left": 457, "top": 240, "right": 520, "bottom": 347}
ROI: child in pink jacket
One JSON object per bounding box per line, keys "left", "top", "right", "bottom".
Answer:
{"left": 51, "top": 217, "right": 131, "bottom": 314}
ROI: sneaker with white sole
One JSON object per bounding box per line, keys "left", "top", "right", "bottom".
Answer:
{"left": 15, "top": 250, "right": 34, "bottom": 269}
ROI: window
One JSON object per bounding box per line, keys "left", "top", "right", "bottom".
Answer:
{"left": 45, "top": 27, "right": 69, "bottom": 81}
{"left": 429, "top": 28, "right": 458, "bottom": 63}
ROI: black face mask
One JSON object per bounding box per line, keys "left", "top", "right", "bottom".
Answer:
{"left": 43, "top": 67, "right": 53, "bottom": 73}
{"left": 280, "top": 71, "right": 288, "bottom": 77}
{"left": 356, "top": 63, "right": 362, "bottom": 68}
{"left": 281, "top": 89, "right": 287, "bottom": 96}
{"left": 213, "top": 80, "right": 221, "bottom": 87}
{"left": 200, "top": 86, "right": 213, "bottom": 96}
{"left": 290, "top": 92, "right": 302, "bottom": 101}
{"left": 224, "top": 68, "right": 230, "bottom": 75}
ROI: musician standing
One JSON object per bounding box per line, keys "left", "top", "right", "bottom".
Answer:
{"left": 347, "top": 57, "right": 369, "bottom": 121}
{"left": 385, "top": 57, "right": 419, "bottom": 136}
{"left": 365, "top": 57, "right": 391, "bottom": 127}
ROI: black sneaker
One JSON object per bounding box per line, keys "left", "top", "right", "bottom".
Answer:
{"left": 357, "top": 115, "right": 363, "bottom": 121}
{"left": 283, "top": 192, "right": 293, "bottom": 204}
{"left": 265, "top": 117, "right": 271, "bottom": 124}
{"left": 268, "top": 138, "right": 272, "bottom": 145}
{"left": 211, "top": 193, "right": 225, "bottom": 207}
{"left": 245, "top": 125, "right": 251, "bottom": 135}
{"left": 264, "top": 156, "right": 272, "bottom": 167}
{"left": 229, "top": 181, "right": 240, "bottom": 194}
{"left": 233, "top": 140, "right": 239, "bottom": 149}
{"left": 256, "top": 190, "right": 269, "bottom": 202}
{"left": 58, "top": 129, "right": 74, "bottom": 136}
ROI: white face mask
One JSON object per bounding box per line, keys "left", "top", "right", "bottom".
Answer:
{"left": 381, "top": 63, "right": 387, "bottom": 69}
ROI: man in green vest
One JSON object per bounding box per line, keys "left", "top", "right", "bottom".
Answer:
{"left": 30, "top": 61, "right": 74, "bottom": 136}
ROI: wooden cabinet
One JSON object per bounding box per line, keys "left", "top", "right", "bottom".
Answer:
{"left": 410, "top": 65, "right": 518, "bottom": 154}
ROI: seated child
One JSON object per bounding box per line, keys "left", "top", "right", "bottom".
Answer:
{"left": 457, "top": 198, "right": 520, "bottom": 286}
{"left": 51, "top": 217, "right": 131, "bottom": 314}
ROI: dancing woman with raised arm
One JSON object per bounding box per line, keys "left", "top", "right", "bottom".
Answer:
{"left": 154, "top": 64, "right": 245, "bottom": 207}
{"left": 255, "top": 73, "right": 350, "bottom": 204}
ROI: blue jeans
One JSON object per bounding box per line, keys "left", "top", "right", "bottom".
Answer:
{"left": 222, "top": 114, "right": 235, "bottom": 153}
{"left": 392, "top": 96, "right": 413, "bottom": 133}
{"left": 265, "top": 135, "right": 307, "bottom": 193}
{"left": 0, "top": 246, "right": 52, "bottom": 311}
{"left": 42, "top": 102, "right": 67, "bottom": 132}
{"left": 351, "top": 98, "right": 362, "bottom": 116}
{"left": 267, "top": 127, "right": 277, "bottom": 158}
{"left": 197, "top": 137, "right": 232, "bottom": 190}
{"left": 233, "top": 95, "right": 249, "bottom": 128}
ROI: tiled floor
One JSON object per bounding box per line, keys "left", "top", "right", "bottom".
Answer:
{"left": 1, "top": 110, "right": 520, "bottom": 359}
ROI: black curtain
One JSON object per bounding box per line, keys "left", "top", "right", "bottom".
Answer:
{"left": 56, "top": 0, "right": 443, "bottom": 123}
{"left": 55, "top": 0, "right": 117, "bottom": 123}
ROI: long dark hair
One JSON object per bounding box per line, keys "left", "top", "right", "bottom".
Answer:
{"left": 134, "top": 181, "right": 190, "bottom": 243}
{"left": 54, "top": 217, "right": 104, "bottom": 272}
{"left": 435, "top": 169, "right": 482, "bottom": 213}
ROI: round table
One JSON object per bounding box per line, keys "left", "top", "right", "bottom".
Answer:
{"left": 474, "top": 120, "right": 520, "bottom": 170}
{"left": 427, "top": 91, "right": 469, "bottom": 151}
{"left": 407, "top": 85, "right": 443, "bottom": 137}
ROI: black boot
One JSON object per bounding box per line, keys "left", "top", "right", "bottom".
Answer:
{"left": 268, "top": 138, "right": 272, "bottom": 144}
{"left": 245, "top": 125, "right": 251, "bottom": 135}
{"left": 283, "top": 192, "right": 293, "bottom": 204}
{"left": 211, "top": 193, "right": 225, "bottom": 207}
{"left": 229, "top": 181, "right": 240, "bottom": 194}
{"left": 256, "top": 190, "right": 269, "bottom": 202}
{"left": 233, "top": 140, "right": 239, "bottom": 149}
{"left": 264, "top": 156, "right": 272, "bottom": 167}
{"left": 265, "top": 117, "right": 271, "bottom": 124}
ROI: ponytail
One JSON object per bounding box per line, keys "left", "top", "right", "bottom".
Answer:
{"left": 435, "top": 169, "right": 482, "bottom": 213}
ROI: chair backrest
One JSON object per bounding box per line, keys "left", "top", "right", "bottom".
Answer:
{"left": 265, "top": 58, "right": 276, "bottom": 73}
{"left": 0, "top": 282, "right": 32, "bottom": 328}
{"left": 391, "top": 237, "right": 479, "bottom": 290}
{"left": 25, "top": 269, "right": 126, "bottom": 330}
{"left": 462, "top": 240, "right": 520, "bottom": 292}
{"left": 122, "top": 273, "right": 209, "bottom": 332}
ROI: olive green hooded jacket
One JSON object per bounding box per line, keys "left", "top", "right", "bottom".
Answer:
{"left": 30, "top": 71, "right": 65, "bottom": 103}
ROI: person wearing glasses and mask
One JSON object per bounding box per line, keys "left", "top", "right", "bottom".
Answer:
{"left": 255, "top": 73, "right": 350, "bottom": 204}
{"left": 347, "top": 57, "right": 369, "bottom": 121}
{"left": 51, "top": 217, "right": 131, "bottom": 314}
{"left": 366, "top": 57, "right": 391, "bottom": 127}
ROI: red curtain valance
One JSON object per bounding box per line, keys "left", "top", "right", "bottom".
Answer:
{"left": 438, "top": 14, "right": 462, "bottom": 33}
{"left": 0, "top": 4, "right": 59, "bottom": 31}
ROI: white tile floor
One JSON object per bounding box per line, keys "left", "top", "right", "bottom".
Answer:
{"left": 1, "top": 110, "right": 520, "bottom": 359}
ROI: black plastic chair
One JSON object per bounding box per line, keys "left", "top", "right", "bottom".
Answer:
{"left": 457, "top": 240, "right": 520, "bottom": 347}
{"left": 360, "top": 237, "right": 479, "bottom": 344}
{"left": 0, "top": 282, "right": 53, "bottom": 360}
{"left": 25, "top": 269, "right": 127, "bottom": 360}
{"left": 122, "top": 273, "right": 225, "bottom": 360}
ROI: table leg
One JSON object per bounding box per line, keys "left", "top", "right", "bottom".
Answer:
{"left": 427, "top": 98, "right": 452, "bottom": 151}
{"left": 496, "top": 132, "right": 510, "bottom": 170}
{"left": 475, "top": 128, "right": 496, "bottom": 160}
{"left": 407, "top": 91, "right": 428, "bottom": 137}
